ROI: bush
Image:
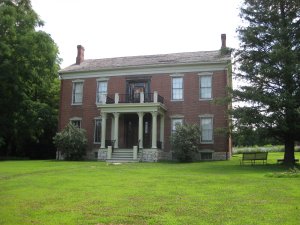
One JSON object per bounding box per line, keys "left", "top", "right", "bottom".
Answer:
{"left": 53, "top": 123, "right": 87, "bottom": 160}
{"left": 171, "top": 124, "right": 201, "bottom": 162}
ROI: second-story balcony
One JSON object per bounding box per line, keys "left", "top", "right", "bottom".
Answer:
{"left": 102, "top": 91, "right": 164, "bottom": 105}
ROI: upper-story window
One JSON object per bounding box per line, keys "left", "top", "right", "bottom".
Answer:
{"left": 96, "top": 81, "right": 107, "bottom": 104}
{"left": 199, "top": 75, "right": 212, "bottom": 99}
{"left": 72, "top": 81, "right": 83, "bottom": 104}
{"left": 172, "top": 77, "right": 183, "bottom": 100}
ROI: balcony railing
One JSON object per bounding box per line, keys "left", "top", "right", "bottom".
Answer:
{"left": 104, "top": 91, "right": 164, "bottom": 104}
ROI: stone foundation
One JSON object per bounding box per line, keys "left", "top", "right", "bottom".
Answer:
{"left": 97, "top": 149, "right": 107, "bottom": 161}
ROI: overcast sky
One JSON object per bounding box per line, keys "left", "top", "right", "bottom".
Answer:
{"left": 31, "top": 0, "right": 242, "bottom": 69}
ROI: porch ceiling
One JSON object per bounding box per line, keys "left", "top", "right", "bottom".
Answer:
{"left": 97, "top": 102, "right": 167, "bottom": 115}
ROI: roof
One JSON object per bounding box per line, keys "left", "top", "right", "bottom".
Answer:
{"left": 59, "top": 50, "right": 231, "bottom": 74}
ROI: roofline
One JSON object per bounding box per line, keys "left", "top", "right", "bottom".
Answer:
{"left": 59, "top": 60, "right": 231, "bottom": 80}
{"left": 59, "top": 59, "right": 231, "bottom": 75}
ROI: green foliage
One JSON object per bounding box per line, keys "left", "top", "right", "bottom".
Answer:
{"left": 171, "top": 124, "right": 201, "bottom": 162}
{"left": 53, "top": 123, "right": 87, "bottom": 160}
{"left": 0, "top": 0, "right": 60, "bottom": 158}
{"left": 233, "top": 0, "right": 300, "bottom": 164}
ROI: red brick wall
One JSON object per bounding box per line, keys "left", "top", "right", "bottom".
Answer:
{"left": 58, "top": 69, "right": 230, "bottom": 154}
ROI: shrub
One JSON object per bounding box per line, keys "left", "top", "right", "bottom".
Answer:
{"left": 171, "top": 124, "right": 201, "bottom": 162}
{"left": 53, "top": 123, "right": 87, "bottom": 160}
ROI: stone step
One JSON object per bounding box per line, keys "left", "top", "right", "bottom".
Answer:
{"left": 106, "top": 159, "right": 139, "bottom": 163}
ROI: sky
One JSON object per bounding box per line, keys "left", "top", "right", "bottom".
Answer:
{"left": 31, "top": 0, "right": 242, "bottom": 69}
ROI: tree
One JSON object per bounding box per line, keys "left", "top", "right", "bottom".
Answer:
{"left": 171, "top": 124, "right": 201, "bottom": 162}
{"left": 233, "top": 0, "right": 300, "bottom": 165}
{"left": 53, "top": 123, "right": 87, "bottom": 160}
{"left": 0, "top": 0, "right": 60, "bottom": 157}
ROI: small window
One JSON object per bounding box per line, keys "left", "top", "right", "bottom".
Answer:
{"left": 72, "top": 82, "right": 83, "bottom": 104}
{"left": 94, "top": 152, "right": 98, "bottom": 159}
{"left": 171, "top": 118, "right": 183, "bottom": 133}
{"left": 96, "top": 81, "right": 107, "bottom": 104}
{"left": 71, "top": 120, "right": 81, "bottom": 128}
{"left": 94, "top": 119, "right": 101, "bottom": 143}
{"left": 200, "top": 117, "right": 213, "bottom": 143}
{"left": 172, "top": 77, "right": 183, "bottom": 100}
{"left": 201, "top": 152, "right": 212, "bottom": 160}
{"left": 200, "top": 75, "right": 212, "bottom": 99}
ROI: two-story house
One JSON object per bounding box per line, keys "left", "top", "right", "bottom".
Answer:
{"left": 58, "top": 34, "right": 232, "bottom": 162}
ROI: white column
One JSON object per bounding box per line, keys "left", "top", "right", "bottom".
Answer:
{"left": 138, "top": 112, "right": 144, "bottom": 149}
{"left": 115, "top": 93, "right": 119, "bottom": 104}
{"left": 151, "top": 111, "right": 158, "bottom": 149}
{"left": 160, "top": 114, "right": 165, "bottom": 149}
{"left": 154, "top": 91, "right": 158, "bottom": 103}
{"left": 140, "top": 92, "right": 144, "bottom": 103}
{"left": 111, "top": 116, "right": 115, "bottom": 142}
{"left": 113, "top": 112, "right": 119, "bottom": 149}
{"left": 100, "top": 113, "right": 107, "bottom": 149}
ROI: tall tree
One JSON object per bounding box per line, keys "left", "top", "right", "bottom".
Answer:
{"left": 233, "top": 0, "right": 300, "bottom": 165}
{"left": 0, "top": 0, "right": 60, "bottom": 157}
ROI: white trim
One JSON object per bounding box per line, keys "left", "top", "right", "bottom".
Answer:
{"left": 69, "top": 117, "right": 82, "bottom": 128}
{"left": 60, "top": 63, "right": 229, "bottom": 80}
{"left": 72, "top": 79, "right": 85, "bottom": 83}
{"left": 169, "top": 73, "right": 184, "bottom": 77}
{"left": 96, "top": 77, "right": 109, "bottom": 81}
{"left": 198, "top": 72, "right": 213, "bottom": 76}
{"left": 198, "top": 114, "right": 214, "bottom": 118}
{"left": 70, "top": 117, "right": 82, "bottom": 121}
{"left": 170, "top": 114, "right": 184, "bottom": 118}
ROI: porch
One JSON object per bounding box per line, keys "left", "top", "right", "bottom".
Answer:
{"left": 97, "top": 91, "right": 167, "bottom": 162}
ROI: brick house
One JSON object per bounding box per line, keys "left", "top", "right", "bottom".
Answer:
{"left": 58, "top": 34, "right": 232, "bottom": 162}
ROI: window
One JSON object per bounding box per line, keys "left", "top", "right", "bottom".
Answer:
{"left": 96, "top": 81, "right": 107, "bottom": 104}
{"left": 200, "top": 117, "right": 213, "bottom": 143}
{"left": 94, "top": 119, "right": 101, "bottom": 143}
{"left": 71, "top": 120, "right": 81, "bottom": 128}
{"left": 172, "top": 77, "right": 183, "bottom": 100}
{"left": 72, "top": 81, "right": 83, "bottom": 104}
{"left": 200, "top": 75, "right": 212, "bottom": 99}
{"left": 201, "top": 152, "right": 212, "bottom": 160}
{"left": 171, "top": 118, "right": 183, "bottom": 133}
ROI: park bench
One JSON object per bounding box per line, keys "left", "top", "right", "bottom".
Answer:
{"left": 240, "top": 152, "right": 268, "bottom": 165}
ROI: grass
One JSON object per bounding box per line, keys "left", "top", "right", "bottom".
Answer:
{"left": 0, "top": 152, "right": 300, "bottom": 225}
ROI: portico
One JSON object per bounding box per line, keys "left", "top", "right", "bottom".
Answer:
{"left": 97, "top": 94, "right": 166, "bottom": 151}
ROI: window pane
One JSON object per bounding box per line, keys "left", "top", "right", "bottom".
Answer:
{"left": 200, "top": 76, "right": 212, "bottom": 99}
{"left": 172, "top": 89, "right": 182, "bottom": 100}
{"left": 97, "top": 81, "right": 107, "bottom": 103}
{"left": 71, "top": 120, "right": 81, "bottom": 128}
{"left": 73, "top": 82, "right": 83, "bottom": 103}
{"left": 172, "top": 78, "right": 182, "bottom": 88}
{"left": 172, "top": 118, "right": 183, "bottom": 132}
{"left": 94, "top": 119, "right": 101, "bottom": 143}
{"left": 201, "top": 118, "right": 213, "bottom": 142}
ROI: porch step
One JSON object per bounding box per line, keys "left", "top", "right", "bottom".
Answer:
{"left": 106, "top": 159, "right": 139, "bottom": 163}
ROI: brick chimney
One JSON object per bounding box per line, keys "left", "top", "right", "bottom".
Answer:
{"left": 76, "top": 45, "right": 85, "bottom": 65}
{"left": 221, "top": 34, "right": 226, "bottom": 48}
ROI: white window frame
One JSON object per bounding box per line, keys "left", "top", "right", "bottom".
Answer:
{"left": 171, "top": 75, "right": 184, "bottom": 101}
{"left": 70, "top": 117, "right": 82, "bottom": 128}
{"left": 72, "top": 80, "right": 84, "bottom": 105}
{"left": 199, "top": 116, "right": 214, "bottom": 143}
{"left": 94, "top": 117, "right": 102, "bottom": 144}
{"left": 96, "top": 80, "right": 108, "bottom": 104}
{"left": 171, "top": 117, "right": 184, "bottom": 133}
{"left": 199, "top": 72, "right": 213, "bottom": 100}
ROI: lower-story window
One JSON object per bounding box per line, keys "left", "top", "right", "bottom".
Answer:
{"left": 70, "top": 118, "right": 81, "bottom": 128}
{"left": 171, "top": 118, "right": 183, "bottom": 133}
{"left": 200, "top": 117, "right": 213, "bottom": 143}
{"left": 201, "top": 152, "right": 213, "bottom": 160}
{"left": 94, "top": 119, "right": 101, "bottom": 143}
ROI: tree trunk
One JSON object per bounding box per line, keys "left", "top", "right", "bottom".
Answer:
{"left": 283, "top": 138, "right": 295, "bottom": 166}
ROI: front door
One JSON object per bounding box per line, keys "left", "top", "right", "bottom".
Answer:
{"left": 124, "top": 114, "right": 138, "bottom": 148}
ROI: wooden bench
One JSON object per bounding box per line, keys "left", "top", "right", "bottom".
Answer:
{"left": 277, "top": 159, "right": 299, "bottom": 164}
{"left": 240, "top": 152, "right": 268, "bottom": 165}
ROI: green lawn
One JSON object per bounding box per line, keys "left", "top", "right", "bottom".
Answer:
{"left": 1, "top": 153, "right": 300, "bottom": 225}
